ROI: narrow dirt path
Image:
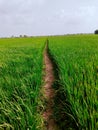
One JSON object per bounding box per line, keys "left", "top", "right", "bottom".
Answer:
{"left": 42, "top": 40, "right": 57, "bottom": 130}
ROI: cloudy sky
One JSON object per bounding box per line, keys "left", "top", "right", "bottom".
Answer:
{"left": 0, "top": 0, "right": 98, "bottom": 37}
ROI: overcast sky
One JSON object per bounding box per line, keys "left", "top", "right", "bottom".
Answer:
{"left": 0, "top": 0, "right": 98, "bottom": 37}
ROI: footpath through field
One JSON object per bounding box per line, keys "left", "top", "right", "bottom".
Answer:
{"left": 42, "top": 40, "right": 57, "bottom": 130}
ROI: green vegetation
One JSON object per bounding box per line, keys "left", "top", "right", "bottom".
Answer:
{"left": 94, "top": 30, "right": 98, "bottom": 34}
{"left": 49, "top": 34, "right": 98, "bottom": 130}
{"left": 0, "top": 37, "right": 45, "bottom": 130}
{"left": 0, "top": 35, "right": 98, "bottom": 130}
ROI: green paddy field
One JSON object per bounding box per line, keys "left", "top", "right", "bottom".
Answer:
{"left": 0, "top": 34, "right": 98, "bottom": 130}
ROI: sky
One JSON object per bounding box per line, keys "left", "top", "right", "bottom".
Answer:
{"left": 0, "top": 0, "right": 98, "bottom": 37}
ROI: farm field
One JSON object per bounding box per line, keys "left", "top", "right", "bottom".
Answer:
{"left": 0, "top": 37, "right": 46, "bottom": 130}
{"left": 49, "top": 34, "right": 98, "bottom": 130}
{"left": 0, "top": 34, "right": 98, "bottom": 130}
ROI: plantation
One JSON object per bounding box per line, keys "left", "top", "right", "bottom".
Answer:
{"left": 0, "top": 35, "right": 98, "bottom": 130}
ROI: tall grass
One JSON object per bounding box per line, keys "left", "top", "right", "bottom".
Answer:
{"left": 0, "top": 37, "right": 45, "bottom": 130}
{"left": 49, "top": 35, "right": 98, "bottom": 130}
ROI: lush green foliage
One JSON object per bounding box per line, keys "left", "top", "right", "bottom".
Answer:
{"left": 49, "top": 35, "right": 98, "bottom": 130}
{"left": 94, "top": 30, "right": 98, "bottom": 34}
{"left": 1, "top": 35, "right": 98, "bottom": 130}
{"left": 0, "top": 37, "right": 45, "bottom": 130}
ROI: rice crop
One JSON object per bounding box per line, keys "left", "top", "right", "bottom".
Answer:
{"left": 1, "top": 34, "right": 98, "bottom": 130}
{"left": 49, "top": 34, "right": 98, "bottom": 130}
{"left": 0, "top": 37, "right": 45, "bottom": 130}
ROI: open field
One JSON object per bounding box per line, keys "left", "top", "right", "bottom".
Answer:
{"left": 49, "top": 34, "right": 98, "bottom": 130}
{"left": 0, "top": 34, "right": 98, "bottom": 130}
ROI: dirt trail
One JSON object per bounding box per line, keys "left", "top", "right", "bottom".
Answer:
{"left": 43, "top": 41, "right": 57, "bottom": 130}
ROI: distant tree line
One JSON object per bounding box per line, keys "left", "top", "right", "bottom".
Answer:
{"left": 11, "top": 35, "right": 30, "bottom": 38}
{"left": 19, "top": 35, "right": 28, "bottom": 37}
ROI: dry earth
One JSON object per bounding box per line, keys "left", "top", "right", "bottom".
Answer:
{"left": 42, "top": 43, "right": 58, "bottom": 130}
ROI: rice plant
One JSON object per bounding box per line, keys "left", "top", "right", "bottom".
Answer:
{"left": 0, "top": 37, "right": 46, "bottom": 130}
{"left": 49, "top": 34, "right": 98, "bottom": 130}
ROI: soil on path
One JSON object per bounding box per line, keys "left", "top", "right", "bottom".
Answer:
{"left": 43, "top": 42, "right": 57, "bottom": 130}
